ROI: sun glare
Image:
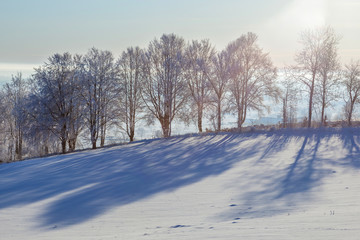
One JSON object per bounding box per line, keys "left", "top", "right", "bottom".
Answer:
{"left": 270, "top": 0, "right": 326, "bottom": 29}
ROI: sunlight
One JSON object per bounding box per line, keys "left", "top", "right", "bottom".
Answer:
{"left": 269, "top": 0, "right": 326, "bottom": 29}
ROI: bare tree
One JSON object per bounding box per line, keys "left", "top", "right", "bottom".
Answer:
{"left": 142, "top": 34, "right": 188, "bottom": 138}
{"left": 0, "top": 91, "right": 10, "bottom": 162}
{"left": 206, "top": 50, "right": 231, "bottom": 132}
{"left": 316, "top": 27, "right": 341, "bottom": 125}
{"left": 343, "top": 60, "right": 360, "bottom": 126}
{"left": 26, "top": 120, "right": 60, "bottom": 157}
{"left": 80, "top": 48, "right": 119, "bottom": 148}
{"left": 294, "top": 26, "right": 337, "bottom": 127}
{"left": 3, "top": 73, "right": 29, "bottom": 160}
{"left": 67, "top": 57, "right": 85, "bottom": 152}
{"left": 226, "top": 32, "right": 278, "bottom": 130}
{"left": 31, "top": 53, "right": 80, "bottom": 154}
{"left": 1, "top": 85, "right": 20, "bottom": 161}
{"left": 118, "top": 46, "right": 144, "bottom": 142}
{"left": 184, "top": 39, "right": 215, "bottom": 132}
{"left": 281, "top": 69, "right": 299, "bottom": 128}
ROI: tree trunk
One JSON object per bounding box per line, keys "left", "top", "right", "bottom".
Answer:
{"left": 321, "top": 80, "right": 326, "bottom": 126}
{"left": 129, "top": 132, "right": 134, "bottom": 142}
{"left": 100, "top": 119, "right": 106, "bottom": 147}
{"left": 19, "top": 134, "right": 22, "bottom": 160}
{"left": 348, "top": 101, "right": 355, "bottom": 126}
{"left": 91, "top": 128, "right": 97, "bottom": 149}
{"left": 197, "top": 108, "right": 203, "bottom": 133}
{"left": 217, "top": 100, "right": 221, "bottom": 132}
{"left": 15, "top": 133, "right": 22, "bottom": 160}
{"left": 308, "top": 98, "right": 312, "bottom": 128}
{"left": 68, "top": 138, "right": 76, "bottom": 152}
{"left": 237, "top": 90, "right": 246, "bottom": 131}
{"left": 308, "top": 74, "right": 315, "bottom": 128}
{"left": 321, "top": 103, "right": 325, "bottom": 126}
{"left": 100, "top": 136, "right": 105, "bottom": 147}
{"left": 44, "top": 145, "right": 49, "bottom": 155}
{"left": 237, "top": 110, "right": 242, "bottom": 130}
{"left": 61, "top": 139, "right": 67, "bottom": 154}
{"left": 129, "top": 126, "right": 135, "bottom": 142}
{"left": 8, "top": 143, "right": 13, "bottom": 162}
{"left": 61, "top": 123, "right": 67, "bottom": 153}
{"left": 17, "top": 134, "right": 22, "bottom": 160}
{"left": 161, "top": 115, "right": 171, "bottom": 138}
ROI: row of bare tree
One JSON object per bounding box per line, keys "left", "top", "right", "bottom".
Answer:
{"left": 282, "top": 26, "right": 360, "bottom": 128}
{"left": 1, "top": 27, "right": 360, "bottom": 162}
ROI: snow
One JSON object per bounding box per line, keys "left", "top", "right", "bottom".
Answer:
{"left": 0, "top": 128, "right": 360, "bottom": 239}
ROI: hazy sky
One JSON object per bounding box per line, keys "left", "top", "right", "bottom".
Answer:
{"left": 1, "top": 0, "right": 359, "bottom": 82}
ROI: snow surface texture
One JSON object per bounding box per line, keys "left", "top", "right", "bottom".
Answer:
{"left": 0, "top": 128, "right": 360, "bottom": 239}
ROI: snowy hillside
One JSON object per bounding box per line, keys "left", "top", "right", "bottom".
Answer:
{"left": 1, "top": 128, "right": 360, "bottom": 239}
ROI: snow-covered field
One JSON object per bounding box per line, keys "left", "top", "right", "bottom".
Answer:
{"left": 1, "top": 128, "right": 360, "bottom": 239}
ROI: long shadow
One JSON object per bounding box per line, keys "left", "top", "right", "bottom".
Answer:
{"left": 257, "top": 130, "right": 298, "bottom": 162}
{"left": 219, "top": 128, "right": 337, "bottom": 220}
{"left": 2, "top": 128, "right": 360, "bottom": 226}
{"left": 338, "top": 128, "right": 360, "bottom": 168}
{"left": 277, "top": 131, "right": 326, "bottom": 198}
{"left": 0, "top": 132, "right": 264, "bottom": 228}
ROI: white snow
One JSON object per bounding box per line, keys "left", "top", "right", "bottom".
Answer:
{"left": 1, "top": 128, "right": 360, "bottom": 239}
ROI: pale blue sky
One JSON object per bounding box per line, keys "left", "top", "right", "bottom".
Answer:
{"left": 1, "top": 0, "right": 360, "bottom": 82}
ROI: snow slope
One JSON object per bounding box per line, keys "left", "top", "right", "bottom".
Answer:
{"left": 1, "top": 128, "right": 360, "bottom": 239}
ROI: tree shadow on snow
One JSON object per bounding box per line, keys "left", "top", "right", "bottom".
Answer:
{"left": 339, "top": 128, "right": 360, "bottom": 168}
{"left": 0, "top": 132, "right": 264, "bottom": 228}
{"left": 1, "top": 128, "right": 359, "bottom": 227}
{"left": 218, "top": 128, "right": 360, "bottom": 221}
